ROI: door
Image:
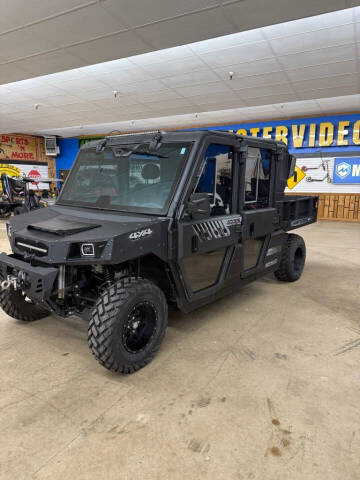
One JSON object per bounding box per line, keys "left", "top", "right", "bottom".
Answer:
{"left": 240, "top": 142, "right": 279, "bottom": 276}
{"left": 177, "top": 140, "right": 242, "bottom": 299}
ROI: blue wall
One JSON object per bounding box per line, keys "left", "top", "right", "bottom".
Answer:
{"left": 56, "top": 138, "right": 79, "bottom": 178}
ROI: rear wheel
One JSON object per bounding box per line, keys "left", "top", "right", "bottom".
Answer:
{"left": 274, "top": 233, "right": 306, "bottom": 282}
{"left": 88, "top": 277, "right": 168, "bottom": 374}
{"left": 0, "top": 287, "right": 49, "bottom": 321}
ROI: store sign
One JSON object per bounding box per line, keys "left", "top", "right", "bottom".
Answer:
{"left": 0, "top": 134, "right": 38, "bottom": 161}
{"left": 204, "top": 114, "right": 360, "bottom": 154}
{"left": 333, "top": 158, "right": 360, "bottom": 184}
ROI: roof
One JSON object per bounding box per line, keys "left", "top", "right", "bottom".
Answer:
{"left": 80, "top": 129, "right": 287, "bottom": 150}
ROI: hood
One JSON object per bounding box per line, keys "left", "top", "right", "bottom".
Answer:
{"left": 9, "top": 204, "right": 169, "bottom": 264}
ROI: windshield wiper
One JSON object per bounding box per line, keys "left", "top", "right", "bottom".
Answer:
{"left": 112, "top": 145, "right": 168, "bottom": 158}
{"left": 112, "top": 146, "right": 135, "bottom": 157}
{"left": 96, "top": 138, "right": 107, "bottom": 153}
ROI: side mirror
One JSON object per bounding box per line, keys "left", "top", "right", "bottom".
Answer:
{"left": 186, "top": 192, "right": 211, "bottom": 220}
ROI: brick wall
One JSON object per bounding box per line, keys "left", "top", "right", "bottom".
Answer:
{"left": 286, "top": 192, "right": 360, "bottom": 221}
{"left": 34, "top": 136, "right": 56, "bottom": 178}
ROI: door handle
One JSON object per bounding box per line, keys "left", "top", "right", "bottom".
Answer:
{"left": 249, "top": 222, "right": 255, "bottom": 237}
{"left": 191, "top": 235, "right": 199, "bottom": 253}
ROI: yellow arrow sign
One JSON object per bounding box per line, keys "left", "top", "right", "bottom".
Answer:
{"left": 287, "top": 165, "right": 306, "bottom": 190}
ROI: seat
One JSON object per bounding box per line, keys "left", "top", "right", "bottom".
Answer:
{"left": 141, "top": 163, "right": 160, "bottom": 182}
{"left": 131, "top": 163, "right": 162, "bottom": 207}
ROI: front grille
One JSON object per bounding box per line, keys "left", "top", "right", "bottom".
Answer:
{"left": 193, "top": 219, "right": 230, "bottom": 242}
{"left": 15, "top": 237, "right": 48, "bottom": 257}
{"left": 35, "top": 279, "right": 43, "bottom": 294}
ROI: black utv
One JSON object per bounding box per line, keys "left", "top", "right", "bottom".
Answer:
{"left": 0, "top": 130, "right": 318, "bottom": 373}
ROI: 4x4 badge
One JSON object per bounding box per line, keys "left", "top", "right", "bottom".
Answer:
{"left": 129, "top": 228, "right": 153, "bottom": 240}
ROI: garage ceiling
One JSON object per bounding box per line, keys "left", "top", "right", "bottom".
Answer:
{"left": 0, "top": 0, "right": 359, "bottom": 85}
{"left": 1, "top": 6, "right": 360, "bottom": 136}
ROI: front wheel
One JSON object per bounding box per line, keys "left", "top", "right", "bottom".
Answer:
{"left": 0, "top": 287, "right": 50, "bottom": 321}
{"left": 274, "top": 233, "right": 306, "bottom": 282}
{"left": 88, "top": 277, "right": 168, "bottom": 374}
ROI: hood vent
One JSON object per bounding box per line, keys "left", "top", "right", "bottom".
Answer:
{"left": 27, "top": 216, "right": 100, "bottom": 236}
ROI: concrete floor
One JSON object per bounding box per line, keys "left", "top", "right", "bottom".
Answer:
{"left": 0, "top": 220, "right": 359, "bottom": 480}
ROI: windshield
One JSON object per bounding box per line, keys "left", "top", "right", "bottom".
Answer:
{"left": 58, "top": 142, "right": 191, "bottom": 214}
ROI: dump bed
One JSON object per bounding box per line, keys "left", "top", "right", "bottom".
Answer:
{"left": 278, "top": 195, "right": 318, "bottom": 231}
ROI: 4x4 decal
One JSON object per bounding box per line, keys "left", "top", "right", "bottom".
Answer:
{"left": 129, "top": 228, "right": 153, "bottom": 241}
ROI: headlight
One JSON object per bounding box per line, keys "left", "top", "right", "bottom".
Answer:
{"left": 6, "top": 224, "right": 12, "bottom": 239}
{"left": 81, "top": 243, "right": 95, "bottom": 256}
{"left": 68, "top": 241, "right": 107, "bottom": 259}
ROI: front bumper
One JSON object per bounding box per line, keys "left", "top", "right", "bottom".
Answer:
{"left": 0, "top": 253, "right": 58, "bottom": 303}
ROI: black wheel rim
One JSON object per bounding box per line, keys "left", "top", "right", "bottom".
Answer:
{"left": 294, "top": 247, "right": 304, "bottom": 272}
{"left": 122, "top": 301, "right": 157, "bottom": 354}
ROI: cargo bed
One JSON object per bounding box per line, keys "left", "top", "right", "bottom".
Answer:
{"left": 278, "top": 195, "right": 318, "bottom": 231}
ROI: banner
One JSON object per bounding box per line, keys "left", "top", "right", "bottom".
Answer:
{"left": 0, "top": 161, "right": 49, "bottom": 190}
{"left": 204, "top": 113, "right": 360, "bottom": 154}
{"left": 0, "top": 134, "right": 38, "bottom": 161}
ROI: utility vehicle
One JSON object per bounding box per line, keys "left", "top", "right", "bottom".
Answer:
{"left": 0, "top": 130, "right": 318, "bottom": 373}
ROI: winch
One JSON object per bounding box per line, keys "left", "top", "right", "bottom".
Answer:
{"left": 1, "top": 271, "right": 28, "bottom": 291}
